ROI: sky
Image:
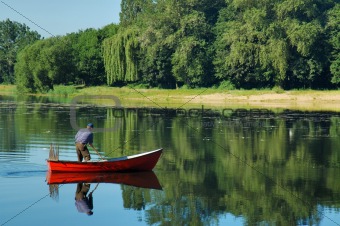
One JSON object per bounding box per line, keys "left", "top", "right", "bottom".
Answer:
{"left": 0, "top": 0, "right": 121, "bottom": 38}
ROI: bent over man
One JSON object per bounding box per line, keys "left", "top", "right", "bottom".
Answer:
{"left": 75, "top": 123, "right": 96, "bottom": 162}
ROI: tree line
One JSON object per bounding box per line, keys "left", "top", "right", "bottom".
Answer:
{"left": 105, "top": 0, "right": 340, "bottom": 89}
{"left": 1, "top": 0, "right": 340, "bottom": 92}
{"left": 14, "top": 24, "right": 118, "bottom": 93}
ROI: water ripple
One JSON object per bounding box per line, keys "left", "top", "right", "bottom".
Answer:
{"left": 5, "top": 170, "right": 47, "bottom": 177}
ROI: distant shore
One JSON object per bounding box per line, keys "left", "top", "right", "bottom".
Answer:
{"left": 1, "top": 85, "right": 340, "bottom": 111}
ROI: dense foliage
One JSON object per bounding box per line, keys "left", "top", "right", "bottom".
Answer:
{"left": 0, "top": 19, "right": 41, "bottom": 84}
{"left": 14, "top": 24, "right": 119, "bottom": 93}
{"left": 102, "top": 0, "right": 340, "bottom": 89}
{"left": 5, "top": 0, "right": 340, "bottom": 92}
{"left": 104, "top": 0, "right": 225, "bottom": 88}
{"left": 15, "top": 37, "right": 74, "bottom": 93}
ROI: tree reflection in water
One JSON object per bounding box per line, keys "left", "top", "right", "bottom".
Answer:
{"left": 3, "top": 100, "right": 339, "bottom": 225}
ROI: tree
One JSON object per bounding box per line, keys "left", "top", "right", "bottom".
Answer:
{"left": 171, "top": 11, "right": 214, "bottom": 87}
{"left": 15, "top": 37, "right": 74, "bottom": 93}
{"left": 276, "top": 0, "right": 333, "bottom": 89}
{"left": 104, "top": 0, "right": 159, "bottom": 87}
{"left": 98, "top": 23, "right": 120, "bottom": 42}
{"left": 136, "top": 0, "right": 179, "bottom": 88}
{"left": 213, "top": 0, "right": 335, "bottom": 89}
{"left": 64, "top": 24, "right": 119, "bottom": 86}
{"left": 115, "top": 0, "right": 219, "bottom": 88}
{"left": 119, "top": 0, "right": 152, "bottom": 25}
{"left": 213, "top": 3, "right": 276, "bottom": 88}
{"left": 327, "top": 3, "right": 340, "bottom": 85}
{"left": 68, "top": 28, "right": 106, "bottom": 86}
{"left": 103, "top": 26, "right": 140, "bottom": 85}
{"left": 0, "top": 19, "right": 40, "bottom": 84}
{"left": 15, "top": 24, "right": 120, "bottom": 92}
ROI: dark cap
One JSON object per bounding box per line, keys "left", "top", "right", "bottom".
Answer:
{"left": 87, "top": 123, "right": 94, "bottom": 128}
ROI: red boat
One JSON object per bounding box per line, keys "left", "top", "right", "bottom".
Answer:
{"left": 47, "top": 148, "right": 163, "bottom": 173}
{"left": 46, "top": 171, "right": 162, "bottom": 190}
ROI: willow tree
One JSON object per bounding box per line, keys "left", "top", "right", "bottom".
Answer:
{"left": 103, "top": 27, "right": 139, "bottom": 86}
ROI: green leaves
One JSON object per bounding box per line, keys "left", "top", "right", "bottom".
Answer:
{"left": 0, "top": 19, "right": 40, "bottom": 84}
{"left": 104, "top": 1, "right": 217, "bottom": 88}
{"left": 68, "top": 28, "right": 110, "bottom": 85}
{"left": 327, "top": 3, "right": 340, "bottom": 85}
{"left": 14, "top": 24, "right": 117, "bottom": 92}
{"left": 103, "top": 27, "right": 139, "bottom": 85}
{"left": 213, "top": 0, "right": 334, "bottom": 89}
{"left": 171, "top": 11, "right": 212, "bottom": 87}
{"left": 214, "top": 4, "right": 275, "bottom": 88}
{"left": 15, "top": 37, "right": 74, "bottom": 93}
{"left": 8, "top": 0, "right": 340, "bottom": 91}
{"left": 285, "top": 19, "right": 322, "bottom": 57}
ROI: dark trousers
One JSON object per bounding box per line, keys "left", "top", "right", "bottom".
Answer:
{"left": 76, "top": 143, "right": 91, "bottom": 162}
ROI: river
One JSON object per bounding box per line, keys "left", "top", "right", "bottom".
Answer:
{"left": 0, "top": 95, "right": 340, "bottom": 226}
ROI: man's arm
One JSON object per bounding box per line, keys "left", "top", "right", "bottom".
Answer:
{"left": 88, "top": 143, "right": 104, "bottom": 159}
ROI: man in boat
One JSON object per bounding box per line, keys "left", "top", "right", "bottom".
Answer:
{"left": 75, "top": 123, "right": 96, "bottom": 162}
{"left": 75, "top": 183, "right": 93, "bottom": 216}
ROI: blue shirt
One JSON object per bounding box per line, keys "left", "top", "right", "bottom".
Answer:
{"left": 75, "top": 129, "right": 93, "bottom": 144}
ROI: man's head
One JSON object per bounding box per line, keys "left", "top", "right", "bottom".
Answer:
{"left": 87, "top": 123, "right": 94, "bottom": 129}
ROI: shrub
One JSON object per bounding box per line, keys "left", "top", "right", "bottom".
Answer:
{"left": 218, "top": 80, "right": 235, "bottom": 90}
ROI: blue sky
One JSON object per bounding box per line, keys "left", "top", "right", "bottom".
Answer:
{"left": 0, "top": 0, "right": 121, "bottom": 38}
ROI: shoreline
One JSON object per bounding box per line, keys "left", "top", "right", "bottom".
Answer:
{"left": 1, "top": 85, "right": 340, "bottom": 111}
{"left": 181, "top": 91, "right": 340, "bottom": 111}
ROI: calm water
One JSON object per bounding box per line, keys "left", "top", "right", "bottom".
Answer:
{"left": 1, "top": 95, "right": 340, "bottom": 226}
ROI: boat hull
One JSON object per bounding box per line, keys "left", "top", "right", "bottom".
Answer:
{"left": 47, "top": 148, "right": 163, "bottom": 172}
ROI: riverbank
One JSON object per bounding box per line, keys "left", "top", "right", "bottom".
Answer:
{"left": 52, "top": 85, "right": 340, "bottom": 111}
{"left": 1, "top": 85, "right": 340, "bottom": 111}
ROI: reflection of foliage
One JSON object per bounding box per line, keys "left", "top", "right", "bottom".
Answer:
{"left": 121, "top": 185, "right": 151, "bottom": 210}
{"left": 4, "top": 102, "right": 340, "bottom": 225}
{"left": 100, "top": 108, "right": 340, "bottom": 225}
{"left": 102, "top": 108, "right": 166, "bottom": 157}
{"left": 0, "top": 98, "right": 71, "bottom": 151}
{"left": 0, "top": 99, "right": 17, "bottom": 151}
{"left": 144, "top": 110, "right": 340, "bottom": 225}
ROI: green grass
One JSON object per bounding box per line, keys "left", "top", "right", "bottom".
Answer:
{"left": 3, "top": 84, "right": 340, "bottom": 98}
{"left": 2, "top": 84, "right": 340, "bottom": 111}
{"left": 0, "top": 85, "right": 16, "bottom": 94}
{"left": 2, "top": 84, "right": 339, "bottom": 99}
{"left": 48, "top": 85, "right": 78, "bottom": 96}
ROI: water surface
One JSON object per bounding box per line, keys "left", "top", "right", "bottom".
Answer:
{"left": 0, "top": 96, "right": 340, "bottom": 225}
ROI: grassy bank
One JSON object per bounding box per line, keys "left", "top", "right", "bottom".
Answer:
{"left": 71, "top": 85, "right": 340, "bottom": 111}
{"left": 1, "top": 84, "right": 340, "bottom": 111}
{"left": 0, "top": 85, "right": 16, "bottom": 94}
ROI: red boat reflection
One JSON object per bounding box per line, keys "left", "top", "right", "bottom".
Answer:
{"left": 46, "top": 171, "right": 162, "bottom": 190}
